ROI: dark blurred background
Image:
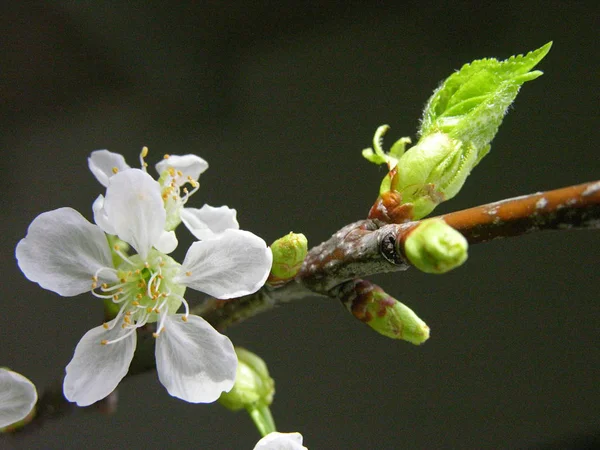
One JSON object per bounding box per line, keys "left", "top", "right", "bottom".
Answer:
{"left": 1, "top": 1, "right": 598, "bottom": 449}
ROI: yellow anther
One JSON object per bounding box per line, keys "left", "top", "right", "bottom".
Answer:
{"left": 152, "top": 332, "right": 159, "bottom": 338}
{"left": 181, "top": 316, "right": 188, "bottom": 322}
{"left": 172, "top": 195, "right": 177, "bottom": 200}
{"left": 159, "top": 261, "right": 165, "bottom": 267}
{"left": 92, "top": 275, "right": 98, "bottom": 282}
{"left": 185, "top": 271, "right": 192, "bottom": 276}
{"left": 91, "top": 282, "right": 98, "bottom": 289}
{"left": 158, "top": 274, "right": 164, "bottom": 279}
{"left": 102, "top": 283, "right": 108, "bottom": 289}
{"left": 120, "top": 278, "right": 126, "bottom": 283}
{"left": 114, "top": 245, "right": 120, "bottom": 251}
{"left": 135, "top": 269, "right": 141, "bottom": 274}
{"left": 113, "top": 295, "right": 119, "bottom": 301}
{"left": 147, "top": 307, "right": 153, "bottom": 313}
{"left": 176, "top": 170, "right": 183, "bottom": 177}
{"left": 135, "top": 294, "right": 143, "bottom": 300}
{"left": 101, "top": 340, "right": 108, "bottom": 345}
{"left": 183, "top": 187, "right": 189, "bottom": 194}
{"left": 103, "top": 323, "right": 109, "bottom": 329}
{"left": 154, "top": 308, "right": 160, "bottom": 313}
{"left": 163, "top": 154, "right": 170, "bottom": 159}
{"left": 168, "top": 167, "right": 175, "bottom": 176}
{"left": 132, "top": 301, "right": 140, "bottom": 306}
{"left": 124, "top": 316, "right": 131, "bottom": 324}
{"left": 112, "top": 167, "right": 119, "bottom": 174}
{"left": 121, "top": 324, "right": 127, "bottom": 329}
{"left": 161, "top": 292, "right": 168, "bottom": 297}
{"left": 141, "top": 146, "right": 149, "bottom": 158}
{"left": 162, "top": 193, "right": 169, "bottom": 200}
{"left": 187, "top": 175, "right": 193, "bottom": 181}
{"left": 144, "top": 262, "right": 150, "bottom": 268}
{"left": 191, "top": 180, "right": 199, "bottom": 188}
{"left": 125, "top": 311, "right": 132, "bottom": 316}
{"left": 118, "top": 288, "right": 123, "bottom": 292}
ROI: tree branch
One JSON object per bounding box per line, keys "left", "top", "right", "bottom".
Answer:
{"left": 5, "top": 180, "right": 599, "bottom": 436}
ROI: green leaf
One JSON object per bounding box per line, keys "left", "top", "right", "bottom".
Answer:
{"left": 419, "top": 42, "right": 552, "bottom": 151}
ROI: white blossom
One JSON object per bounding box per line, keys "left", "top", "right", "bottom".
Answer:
{"left": 16, "top": 168, "right": 272, "bottom": 406}
{"left": 254, "top": 432, "right": 307, "bottom": 450}
{"left": 0, "top": 369, "right": 37, "bottom": 428}
{"left": 89, "top": 149, "right": 237, "bottom": 240}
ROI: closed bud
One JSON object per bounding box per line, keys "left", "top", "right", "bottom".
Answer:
{"left": 268, "top": 232, "right": 308, "bottom": 285}
{"left": 342, "top": 280, "right": 430, "bottom": 345}
{"left": 218, "top": 347, "right": 275, "bottom": 412}
{"left": 404, "top": 219, "right": 468, "bottom": 274}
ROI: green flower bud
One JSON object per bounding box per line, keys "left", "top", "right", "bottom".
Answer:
{"left": 404, "top": 219, "right": 468, "bottom": 274}
{"left": 267, "top": 232, "right": 308, "bottom": 285}
{"left": 343, "top": 280, "right": 430, "bottom": 345}
{"left": 219, "top": 347, "right": 275, "bottom": 412}
{"left": 393, "top": 132, "right": 479, "bottom": 219}
{"left": 219, "top": 348, "right": 277, "bottom": 437}
{"left": 369, "top": 292, "right": 430, "bottom": 345}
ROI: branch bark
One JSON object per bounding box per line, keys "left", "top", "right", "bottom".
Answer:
{"left": 6, "top": 180, "right": 599, "bottom": 436}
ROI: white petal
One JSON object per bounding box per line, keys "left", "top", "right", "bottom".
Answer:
{"left": 63, "top": 319, "right": 136, "bottom": 407}
{"left": 254, "top": 432, "right": 307, "bottom": 450}
{"left": 103, "top": 169, "right": 166, "bottom": 260}
{"left": 92, "top": 195, "right": 117, "bottom": 235}
{"left": 155, "top": 230, "right": 178, "bottom": 254}
{"left": 15, "top": 207, "right": 116, "bottom": 297}
{"left": 177, "top": 229, "right": 273, "bottom": 299}
{"left": 0, "top": 369, "right": 38, "bottom": 428}
{"left": 181, "top": 205, "right": 239, "bottom": 240}
{"left": 88, "top": 150, "right": 130, "bottom": 187}
{"left": 155, "top": 314, "right": 236, "bottom": 403}
{"left": 155, "top": 154, "right": 208, "bottom": 184}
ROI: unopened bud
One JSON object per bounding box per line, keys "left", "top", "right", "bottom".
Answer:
{"left": 404, "top": 219, "right": 468, "bottom": 274}
{"left": 219, "top": 347, "right": 275, "bottom": 412}
{"left": 342, "top": 280, "right": 430, "bottom": 345}
{"left": 267, "top": 232, "right": 308, "bottom": 285}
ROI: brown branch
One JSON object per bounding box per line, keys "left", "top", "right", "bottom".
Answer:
{"left": 5, "top": 180, "right": 599, "bottom": 437}
{"left": 439, "top": 180, "right": 600, "bottom": 243}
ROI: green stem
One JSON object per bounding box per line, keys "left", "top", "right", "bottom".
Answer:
{"left": 246, "top": 403, "right": 276, "bottom": 437}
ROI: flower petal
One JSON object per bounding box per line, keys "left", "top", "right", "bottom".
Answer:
{"left": 155, "top": 230, "right": 178, "bottom": 254}
{"left": 181, "top": 205, "right": 239, "bottom": 240}
{"left": 88, "top": 150, "right": 130, "bottom": 187}
{"left": 0, "top": 369, "right": 38, "bottom": 428}
{"left": 177, "top": 229, "right": 272, "bottom": 299}
{"left": 16, "top": 207, "right": 116, "bottom": 296}
{"left": 63, "top": 319, "right": 136, "bottom": 407}
{"left": 92, "top": 195, "right": 117, "bottom": 235}
{"left": 155, "top": 154, "right": 208, "bottom": 184}
{"left": 155, "top": 314, "right": 236, "bottom": 403}
{"left": 254, "top": 432, "right": 307, "bottom": 450}
{"left": 103, "top": 169, "right": 166, "bottom": 260}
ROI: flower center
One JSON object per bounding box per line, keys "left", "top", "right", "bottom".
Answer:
{"left": 91, "top": 248, "right": 187, "bottom": 345}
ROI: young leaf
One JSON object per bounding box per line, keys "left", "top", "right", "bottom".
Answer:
{"left": 419, "top": 42, "right": 552, "bottom": 151}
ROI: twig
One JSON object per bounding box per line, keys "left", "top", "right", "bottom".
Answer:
{"left": 5, "top": 180, "right": 599, "bottom": 436}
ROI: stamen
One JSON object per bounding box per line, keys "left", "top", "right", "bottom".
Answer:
{"left": 112, "top": 167, "right": 119, "bottom": 174}
{"left": 101, "top": 326, "right": 138, "bottom": 345}
{"left": 163, "top": 154, "right": 170, "bottom": 160}
{"left": 103, "top": 323, "right": 109, "bottom": 329}
{"left": 140, "top": 146, "right": 149, "bottom": 172}
{"left": 168, "top": 291, "right": 190, "bottom": 320}
{"left": 185, "top": 271, "right": 192, "bottom": 276}
{"left": 113, "top": 246, "right": 134, "bottom": 265}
